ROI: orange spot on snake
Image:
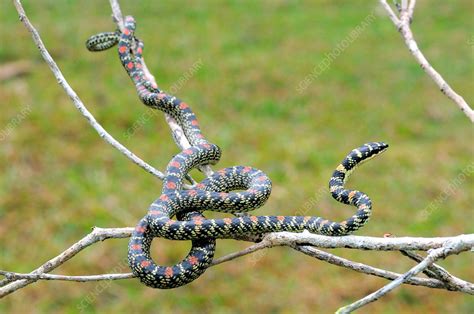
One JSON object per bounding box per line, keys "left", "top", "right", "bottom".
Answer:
{"left": 179, "top": 102, "right": 189, "bottom": 109}
{"left": 166, "top": 182, "right": 177, "bottom": 189}
{"left": 223, "top": 218, "right": 232, "bottom": 225}
{"left": 140, "top": 260, "right": 151, "bottom": 267}
{"left": 170, "top": 161, "right": 181, "bottom": 168}
{"left": 131, "top": 244, "right": 141, "bottom": 250}
{"left": 188, "top": 255, "right": 198, "bottom": 265}
{"left": 165, "top": 267, "right": 174, "bottom": 277}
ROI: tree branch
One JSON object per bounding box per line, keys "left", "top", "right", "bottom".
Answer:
{"left": 1, "top": 226, "right": 472, "bottom": 298}
{"left": 379, "top": 0, "right": 474, "bottom": 122}
{"left": 337, "top": 238, "right": 473, "bottom": 313}
{"left": 11, "top": 0, "right": 169, "bottom": 181}
{"left": 292, "top": 245, "right": 461, "bottom": 291}
{"left": 0, "top": 227, "right": 132, "bottom": 298}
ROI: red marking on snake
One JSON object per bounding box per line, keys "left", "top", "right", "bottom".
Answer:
{"left": 196, "top": 134, "right": 204, "bottom": 138}
{"left": 191, "top": 120, "right": 199, "bottom": 126}
{"left": 179, "top": 102, "right": 189, "bottom": 109}
{"left": 123, "top": 29, "right": 130, "bottom": 35}
{"left": 166, "top": 182, "right": 177, "bottom": 189}
{"left": 196, "top": 183, "right": 205, "bottom": 189}
{"left": 218, "top": 169, "right": 226, "bottom": 175}
{"left": 149, "top": 210, "right": 162, "bottom": 216}
{"left": 119, "top": 46, "right": 127, "bottom": 53}
{"left": 136, "top": 63, "right": 142, "bottom": 69}
{"left": 170, "top": 161, "right": 181, "bottom": 168}
{"left": 193, "top": 218, "right": 203, "bottom": 226}
{"left": 251, "top": 216, "right": 258, "bottom": 222}
{"left": 188, "top": 255, "right": 198, "bottom": 265}
{"left": 201, "top": 143, "right": 210, "bottom": 149}
{"left": 137, "top": 47, "right": 143, "bottom": 54}
{"left": 165, "top": 267, "right": 174, "bottom": 278}
{"left": 277, "top": 216, "right": 285, "bottom": 222}
{"left": 135, "top": 226, "right": 145, "bottom": 233}
{"left": 219, "top": 192, "right": 227, "bottom": 199}
{"left": 131, "top": 244, "right": 141, "bottom": 250}
{"left": 140, "top": 260, "right": 151, "bottom": 267}
{"left": 184, "top": 148, "right": 193, "bottom": 155}
{"left": 304, "top": 216, "right": 312, "bottom": 222}
{"left": 160, "top": 194, "right": 169, "bottom": 201}
{"left": 127, "top": 62, "right": 134, "bottom": 69}
{"left": 223, "top": 218, "right": 232, "bottom": 225}
{"left": 187, "top": 190, "right": 198, "bottom": 196}
{"left": 157, "top": 93, "right": 166, "bottom": 99}
{"left": 258, "top": 176, "right": 267, "bottom": 182}
{"left": 243, "top": 166, "right": 252, "bottom": 172}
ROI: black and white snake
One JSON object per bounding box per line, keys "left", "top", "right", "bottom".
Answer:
{"left": 86, "top": 16, "right": 388, "bottom": 289}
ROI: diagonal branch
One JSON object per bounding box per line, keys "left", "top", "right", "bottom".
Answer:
{"left": 379, "top": 0, "right": 474, "bottom": 122}
{"left": 12, "top": 0, "right": 168, "bottom": 181}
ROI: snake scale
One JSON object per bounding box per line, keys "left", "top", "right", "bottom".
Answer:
{"left": 86, "top": 16, "right": 388, "bottom": 289}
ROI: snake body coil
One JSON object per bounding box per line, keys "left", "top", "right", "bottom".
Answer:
{"left": 86, "top": 16, "right": 388, "bottom": 289}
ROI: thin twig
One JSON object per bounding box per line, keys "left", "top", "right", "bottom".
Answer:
{"left": 379, "top": 0, "right": 474, "bottom": 122}
{"left": 0, "top": 227, "right": 132, "bottom": 298}
{"left": 400, "top": 249, "right": 474, "bottom": 293}
{"left": 0, "top": 271, "right": 134, "bottom": 282}
{"left": 293, "top": 246, "right": 450, "bottom": 290}
{"left": 337, "top": 239, "right": 473, "bottom": 313}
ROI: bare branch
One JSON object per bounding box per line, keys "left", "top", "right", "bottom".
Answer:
{"left": 337, "top": 239, "right": 473, "bottom": 313}
{"left": 12, "top": 0, "right": 168, "bottom": 181}
{"left": 263, "top": 231, "right": 474, "bottom": 251}
{"left": 0, "top": 227, "right": 132, "bottom": 298}
{"left": 400, "top": 249, "right": 474, "bottom": 293}
{"left": 379, "top": 0, "right": 474, "bottom": 122}
{"left": 0, "top": 271, "right": 134, "bottom": 282}
{"left": 292, "top": 246, "right": 458, "bottom": 291}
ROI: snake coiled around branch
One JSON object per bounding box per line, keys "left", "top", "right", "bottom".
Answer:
{"left": 86, "top": 16, "right": 388, "bottom": 289}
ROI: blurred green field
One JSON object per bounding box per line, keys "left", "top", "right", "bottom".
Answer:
{"left": 1, "top": 0, "right": 473, "bottom": 313}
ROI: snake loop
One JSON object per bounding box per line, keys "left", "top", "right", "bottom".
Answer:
{"left": 86, "top": 16, "right": 388, "bottom": 289}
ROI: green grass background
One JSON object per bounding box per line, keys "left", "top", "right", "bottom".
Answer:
{"left": 1, "top": 0, "right": 473, "bottom": 313}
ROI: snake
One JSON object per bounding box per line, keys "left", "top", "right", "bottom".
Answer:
{"left": 86, "top": 16, "right": 389, "bottom": 289}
